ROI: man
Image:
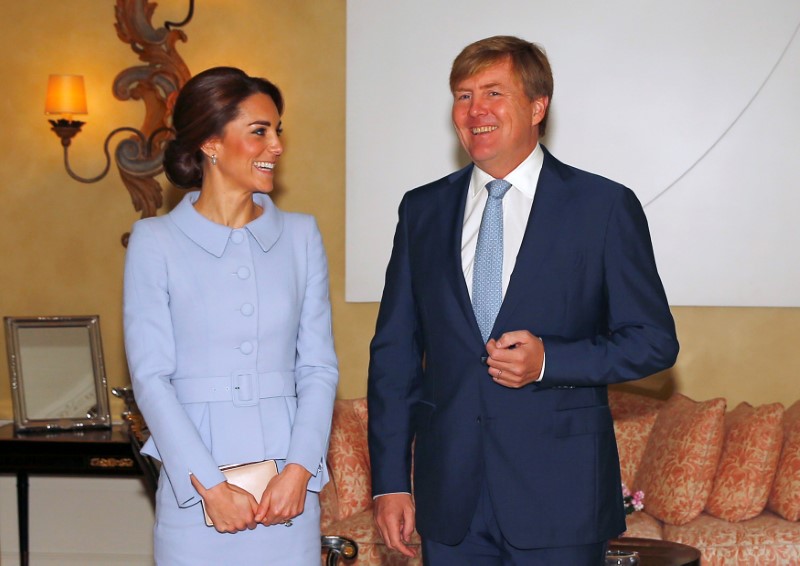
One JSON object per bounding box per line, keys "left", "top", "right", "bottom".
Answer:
{"left": 368, "top": 36, "right": 679, "bottom": 565}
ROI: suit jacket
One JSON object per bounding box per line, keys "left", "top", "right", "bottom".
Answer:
{"left": 124, "top": 191, "right": 338, "bottom": 510}
{"left": 368, "top": 147, "right": 679, "bottom": 548}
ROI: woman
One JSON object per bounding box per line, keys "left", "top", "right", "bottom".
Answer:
{"left": 123, "top": 67, "right": 338, "bottom": 565}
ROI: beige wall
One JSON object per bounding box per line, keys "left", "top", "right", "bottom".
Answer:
{"left": 618, "top": 306, "right": 800, "bottom": 406}
{"left": 1, "top": 1, "right": 797, "bottom": 423}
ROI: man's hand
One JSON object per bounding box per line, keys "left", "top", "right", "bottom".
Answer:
{"left": 373, "top": 493, "right": 417, "bottom": 557}
{"left": 486, "top": 330, "right": 545, "bottom": 388}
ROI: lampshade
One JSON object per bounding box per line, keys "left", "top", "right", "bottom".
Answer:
{"left": 45, "top": 75, "right": 87, "bottom": 116}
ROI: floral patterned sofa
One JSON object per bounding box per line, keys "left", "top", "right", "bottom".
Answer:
{"left": 320, "top": 398, "right": 421, "bottom": 565}
{"left": 612, "top": 390, "right": 800, "bottom": 565}
{"left": 320, "top": 393, "right": 800, "bottom": 565}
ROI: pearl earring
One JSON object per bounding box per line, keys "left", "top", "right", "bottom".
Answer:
{"left": 211, "top": 155, "right": 217, "bottom": 166}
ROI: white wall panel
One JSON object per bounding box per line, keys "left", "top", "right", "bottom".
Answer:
{"left": 346, "top": 0, "right": 800, "bottom": 305}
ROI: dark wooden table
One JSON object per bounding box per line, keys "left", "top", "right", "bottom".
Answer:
{"left": 0, "top": 423, "right": 143, "bottom": 566}
{"left": 609, "top": 537, "right": 701, "bottom": 566}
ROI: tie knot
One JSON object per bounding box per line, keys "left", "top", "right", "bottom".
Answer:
{"left": 486, "top": 179, "right": 512, "bottom": 200}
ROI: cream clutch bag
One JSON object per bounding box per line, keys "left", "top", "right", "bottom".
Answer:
{"left": 202, "top": 460, "right": 278, "bottom": 527}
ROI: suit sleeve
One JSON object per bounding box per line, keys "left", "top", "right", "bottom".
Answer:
{"left": 541, "top": 187, "right": 679, "bottom": 385}
{"left": 367, "top": 194, "right": 424, "bottom": 496}
{"left": 286, "top": 217, "right": 339, "bottom": 488}
{"left": 123, "top": 221, "right": 225, "bottom": 507}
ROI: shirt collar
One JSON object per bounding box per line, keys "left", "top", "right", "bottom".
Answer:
{"left": 169, "top": 191, "right": 284, "bottom": 257}
{"left": 470, "top": 143, "right": 544, "bottom": 200}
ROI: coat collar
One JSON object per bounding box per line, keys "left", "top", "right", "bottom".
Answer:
{"left": 169, "top": 191, "right": 284, "bottom": 257}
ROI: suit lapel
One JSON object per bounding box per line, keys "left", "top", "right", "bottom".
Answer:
{"left": 493, "top": 150, "right": 572, "bottom": 334}
{"left": 440, "top": 166, "right": 483, "bottom": 339}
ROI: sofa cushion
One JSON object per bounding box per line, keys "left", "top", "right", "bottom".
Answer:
{"left": 620, "top": 510, "right": 664, "bottom": 540}
{"left": 663, "top": 510, "right": 800, "bottom": 566}
{"left": 737, "top": 510, "right": 800, "bottom": 550}
{"left": 705, "top": 402, "right": 784, "bottom": 522}
{"left": 634, "top": 394, "right": 726, "bottom": 526}
{"left": 768, "top": 400, "right": 800, "bottom": 521}
{"left": 609, "top": 390, "right": 664, "bottom": 487}
{"left": 663, "top": 512, "right": 741, "bottom": 564}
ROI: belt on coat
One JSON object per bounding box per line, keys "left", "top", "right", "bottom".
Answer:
{"left": 171, "top": 371, "right": 296, "bottom": 407}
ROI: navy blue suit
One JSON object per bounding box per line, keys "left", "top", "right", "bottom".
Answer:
{"left": 368, "top": 147, "right": 679, "bottom": 549}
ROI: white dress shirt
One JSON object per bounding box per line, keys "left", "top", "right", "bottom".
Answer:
{"left": 462, "top": 144, "right": 543, "bottom": 299}
{"left": 462, "top": 144, "right": 546, "bottom": 381}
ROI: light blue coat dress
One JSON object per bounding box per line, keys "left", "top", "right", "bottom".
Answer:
{"left": 123, "top": 191, "right": 338, "bottom": 565}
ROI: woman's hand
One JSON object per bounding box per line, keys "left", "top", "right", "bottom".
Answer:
{"left": 254, "top": 463, "right": 312, "bottom": 526}
{"left": 190, "top": 474, "right": 258, "bottom": 533}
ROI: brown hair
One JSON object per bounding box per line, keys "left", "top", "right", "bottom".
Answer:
{"left": 450, "top": 36, "right": 553, "bottom": 135}
{"left": 163, "top": 67, "right": 284, "bottom": 188}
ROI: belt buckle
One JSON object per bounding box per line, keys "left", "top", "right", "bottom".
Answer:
{"left": 231, "top": 371, "right": 259, "bottom": 407}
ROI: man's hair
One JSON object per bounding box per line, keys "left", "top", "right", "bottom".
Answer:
{"left": 450, "top": 36, "right": 554, "bottom": 136}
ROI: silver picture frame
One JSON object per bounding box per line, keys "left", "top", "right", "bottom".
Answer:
{"left": 4, "top": 315, "right": 111, "bottom": 432}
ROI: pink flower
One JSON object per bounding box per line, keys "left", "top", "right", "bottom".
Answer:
{"left": 632, "top": 490, "right": 645, "bottom": 511}
{"left": 621, "top": 482, "right": 645, "bottom": 515}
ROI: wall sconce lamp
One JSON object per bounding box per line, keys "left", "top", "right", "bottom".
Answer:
{"left": 45, "top": 73, "right": 171, "bottom": 185}
{"left": 45, "top": 74, "right": 87, "bottom": 147}
{"left": 45, "top": 0, "right": 194, "bottom": 245}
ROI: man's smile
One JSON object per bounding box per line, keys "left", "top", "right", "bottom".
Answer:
{"left": 471, "top": 125, "right": 498, "bottom": 135}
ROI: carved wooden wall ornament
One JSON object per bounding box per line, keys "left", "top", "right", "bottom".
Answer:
{"left": 113, "top": 0, "right": 192, "bottom": 243}
{"left": 48, "top": 0, "right": 193, "bottom": 246}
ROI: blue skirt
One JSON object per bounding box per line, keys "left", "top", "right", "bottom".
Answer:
{"left": 153, "top": 469, "right": 321, "bottom": 565}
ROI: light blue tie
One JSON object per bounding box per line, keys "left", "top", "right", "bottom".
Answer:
{"left": 472, "top": 179, "right": 512, "bottom": 343}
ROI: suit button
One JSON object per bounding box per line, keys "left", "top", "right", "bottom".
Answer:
{"left": 239, "top": 341, "right": 254, "bottom": 355}
{"left": 236, "top": 266, "right": 251, "bottom": 279}
{"left": 230, "top": 230, "right": 245, "bottom": 244}
{"left": 240, "top": 303, "right": 254, "bottom": 316}
{"left": 476, "top": 416, "right": 482, "bottom": 423}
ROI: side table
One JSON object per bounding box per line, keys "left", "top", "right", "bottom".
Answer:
{"left": 609, "top": 537, "right": 701, "bottom": 566}
{"left": 0, "top": 423, "right": 144, "bottom": 566}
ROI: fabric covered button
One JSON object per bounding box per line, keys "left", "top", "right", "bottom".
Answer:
{"left": 239, "top": 341, "right": 254, "bottom": 355}
{"left": 230, "top": 230, "right": 245, "bottom": 244}
{"left": 236, "top": 266, "right": 251, "bottom": 279}
{"left": 240, "top": 303, "right": 255, "bottom": 316}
